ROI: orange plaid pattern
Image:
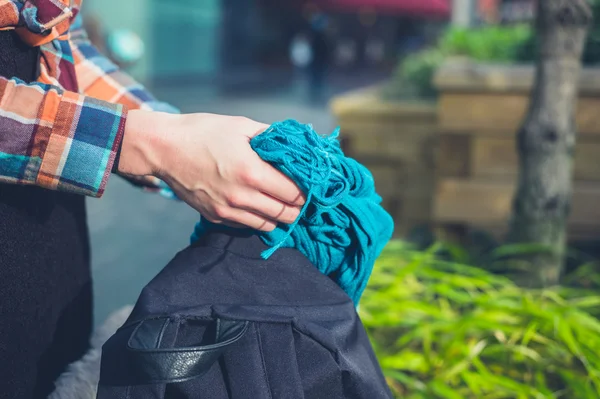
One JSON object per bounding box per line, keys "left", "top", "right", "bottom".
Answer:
{"left": 0, "top": 2, "right": 178, "bottom": 197}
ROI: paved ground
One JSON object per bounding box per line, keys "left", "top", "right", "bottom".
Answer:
{"left": 89, "top": 78, "right": 354, "bottom": 325}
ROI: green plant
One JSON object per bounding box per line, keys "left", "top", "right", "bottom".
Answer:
{"left": 440, "top": 25, "right": 534, "bottom": 63}
{"left": 360, "top": 241, "right": 600, "bottom": 398}
{"left": 386, "top": 25, "right": 535, "bottom": 100}
{"left": 385, "top": 49, "right": 445, "bottom": 99}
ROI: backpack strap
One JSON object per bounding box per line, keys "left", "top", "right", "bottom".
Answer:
{"left": 101, "top": 317, "right": 248, "bottom": 385}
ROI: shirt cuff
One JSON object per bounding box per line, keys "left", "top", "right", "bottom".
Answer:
{"left": 38, "top": 90, "right": 127, "bottom": 197}
{"left": 111, "top": 133, "right": 124, "bottom": 173}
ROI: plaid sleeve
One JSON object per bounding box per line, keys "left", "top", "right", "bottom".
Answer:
{"left": 69, "top": 14, "right": 179, "bottom": 200}
{"left": 0, "top": 76, "right": 125, "bottom": 197}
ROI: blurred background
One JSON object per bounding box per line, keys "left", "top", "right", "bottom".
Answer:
{"left": 87, "top": 0, "right": 455, "bottom": 326}
{"left": 86, "top": 0, "right": 600, "bottom": 397}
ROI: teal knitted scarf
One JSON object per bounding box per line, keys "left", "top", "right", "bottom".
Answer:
{"left": 191, "top": 120, "right": 394, "bottom": 304}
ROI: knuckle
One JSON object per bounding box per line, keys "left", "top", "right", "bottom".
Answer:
{"left": 213, "top": 206, "right": 231, "bottom": 220}
{"left": 258, "top": 221, "right": 276, "bottom": 232}
{"left": 233, "top": 115, "right": 250, "bottom": 125}
{"left": 240, "top": 166, "right": 261, "bottom": 186}
{"left": 225, "top": 192, "right": 244, "bottom": 207}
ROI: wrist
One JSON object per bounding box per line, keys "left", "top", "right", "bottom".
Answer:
{"left": 119, "top": 109, "right": 169, "bottom": 177}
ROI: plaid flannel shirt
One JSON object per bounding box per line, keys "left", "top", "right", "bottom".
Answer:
{"left": 0, "top": 2, "right": 178, "bottom": 198}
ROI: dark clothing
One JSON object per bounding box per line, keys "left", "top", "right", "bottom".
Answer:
{"left": 98, "top": 231, "right": 392, "bottom": 399}
{"left": 310, "top": 30, "right": 330, "bottom": 67}
{"left": 0, "top": 30, "right": 92, "bottom": 399}
{"left": 308, "top": 30, "right": 329, "bottom": 99}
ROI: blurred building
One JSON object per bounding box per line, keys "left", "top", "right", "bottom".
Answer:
{"left": 150, "top": 0, "right": 220, "bottom": 81}
{"left": 498, "top": 0, "right": 536, "bottom": 23}
{"left": 83, "top": 0, "right": 220, "bottom": 83}
{"left": 475, "top": 0, "right": 536, "bottom": 24}
{"left": 84, "top": 0, "right": 451, "bottom": 84}
{"left": 454, "top": 0, "right": 535, "bottom": 27}
{"left": 477, "top": 0, "right": 500, "bottom": 24}
{"left": 222, "top": 0, "right": 450, "bottom": 70}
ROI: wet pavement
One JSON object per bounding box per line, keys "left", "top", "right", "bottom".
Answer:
{"left": 89, "top": 75, "right": 369, "bottom": 325}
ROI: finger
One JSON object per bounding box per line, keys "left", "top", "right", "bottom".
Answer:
{"left": 240, "top": 124, "right": 305, "bottom": 206}
{"left": 219, "top": 209, "right": 278, "bottom": 232}
{"left": 203, "top": 215, "right": 251, "bottom": 230}
{"left": 236, "top": 191, "right": 301, "bottom": 225}
{"left": 218, "top": 220, "right": 248, "bottom": 229}
{"left": 247, "top": 161, "right": 306, "bottom": 207}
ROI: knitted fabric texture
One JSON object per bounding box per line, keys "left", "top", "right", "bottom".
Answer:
{"left": 191, "top": 119, "right": 394, "bottom": 304}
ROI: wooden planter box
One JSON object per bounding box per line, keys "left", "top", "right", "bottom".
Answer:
{"left": 330, "top": 87, "right": 437, "bottom": 236}
{"left": 433, "top": 62, "right": 600, "bottom": 240}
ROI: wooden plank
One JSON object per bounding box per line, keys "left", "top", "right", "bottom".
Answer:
{"left": 434, "top": 62, "right": 600, "bottom": 95}
{"left": 471, "top": 137, "right": 516, "bottom": 177}
{"left": 340, "top": 125, "right": 437, "bottom": 168}
{"left": 438, "top": 93, "right": 600, "bottom": 136}
{"left": 330, "top": 87, "right": 437, "bottom": 122}
{"left": 438, "top": 93, "right": 528, "bottom": 133}
{"left": 471, "top": 137, "right": 600, "bottom": 181}
{"left": 331, "top": 86, "right": 439, "bottom": 235}
{"left": 575, "top": 143, "right": 600, "bottom": 181}
{"left": 436, "top": 134, "right": 471, "bottom": 178}
{"left": 365, "top": 161, "right": 436, "bottom": 200}
{"left": 433, "top": 179, "right": 600, "bottom": 226}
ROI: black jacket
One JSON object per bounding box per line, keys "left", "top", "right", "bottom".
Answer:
{"left": 97, "top": 230, "right": 392, "bottom": 399}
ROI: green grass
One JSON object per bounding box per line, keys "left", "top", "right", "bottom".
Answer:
{"left": 360, "top": 241, "right": 600, "bottom": 398}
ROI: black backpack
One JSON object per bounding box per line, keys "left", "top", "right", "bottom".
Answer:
{"left": 97, "top": 231, "right": 393, "bottom": 399}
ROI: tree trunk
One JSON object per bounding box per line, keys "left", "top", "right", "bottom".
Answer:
{"left": 508, "top": 0, "right": 592, "bottom": 287}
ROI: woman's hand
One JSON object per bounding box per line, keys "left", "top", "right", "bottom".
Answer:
{"left": 118, "top": 110, "right": 304, "bottom": 231}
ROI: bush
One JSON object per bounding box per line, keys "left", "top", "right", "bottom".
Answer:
{"left": 383, "top": 49, "right": 445, "bottom": 100}
{"left": 387, "top": 3, "right": 600, "bottom": 100}
{"left": 360, "top": 241, "right": 600, "bottom": 398}
{"left": 386, "top": 25, "right": 534, "bottom": 100}
{"left": 439, "top": 25, "right": 534, "bottom": 63}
